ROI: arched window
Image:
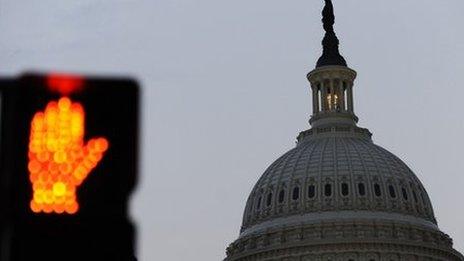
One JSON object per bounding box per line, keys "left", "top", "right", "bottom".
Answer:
{"left": 401, "top": 187, "right": 408, "bottom": 201}
{"left": 358, "top": 183, "right": 366, "bottom": 196}
{"left": 266, "top": 192, "right": 273, "bottom": 207}
{"left": 324, "top": 183, "right": 332, "bottom": 197}
{"left": 341, "top": 183, "right": 349, "bottom": 196}
{"left": 307, "top": 184, "right": 316, "bottom": 199}
{"left": 292, "top": 187, "right": 300, "bottom": 200}
{"left": 374, "top": 183, "right": 382, "bottom": 197}
{"left": 388, "top": 185, "right": 396, "bottom": 198}
{"left": 278, "top": 189, "right": 285, "bottom": 203}
{"left": 256, "top": 196, "right": 262, "bottom": 210}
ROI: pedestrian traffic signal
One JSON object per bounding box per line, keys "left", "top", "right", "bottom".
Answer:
{"left": 0, "top": 73, "right": 139, "bottom": 261}
{"left": 28, "top": 97, "right": 110, "bottom": 215}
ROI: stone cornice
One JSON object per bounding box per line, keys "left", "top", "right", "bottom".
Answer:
{"left": 240, "top": 210, "right": 438, "bottom": 238}
{"left": 226, "top": 220, "right": 462, "bottom": 260}
{"left": 307, "top": 65, "right": 357, "bottom": 84}
{"left": 297, "top": 125, "right": 370, "bottom": 143}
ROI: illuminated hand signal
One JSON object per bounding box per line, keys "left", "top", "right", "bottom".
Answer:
{"left": 28, "top": 97, "right": 109, "bottom": 214}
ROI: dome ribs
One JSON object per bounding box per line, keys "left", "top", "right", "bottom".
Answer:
{"left": 287, "top": 140, "right": 318, "bottom": 214}
{"left": 302, "top": 138, "right": 324, "bottom": 212}
{"left": 339, "top": 137, "right": 359, "bottom": 209}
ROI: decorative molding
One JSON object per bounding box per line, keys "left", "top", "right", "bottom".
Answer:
{"left": 226, "top": 221, "right": 462, "bottom": 261}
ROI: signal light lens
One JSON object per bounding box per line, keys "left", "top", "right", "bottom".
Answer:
{"left": 28, "top": 97, "right": 109, "bottom": 214}
{"left": 47, "top": 74, "right": 84, "bottom": 95}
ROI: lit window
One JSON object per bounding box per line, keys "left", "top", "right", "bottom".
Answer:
{"left": 327, "top": 94, "right": 339, "bottom": 111}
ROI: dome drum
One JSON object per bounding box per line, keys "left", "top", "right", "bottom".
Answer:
{"left": 226, "top": 219, "right": 461, "bottom": 261}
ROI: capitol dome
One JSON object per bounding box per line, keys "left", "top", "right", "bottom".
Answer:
{"left": 241, "top": 129, "right": 437, "bottom": 234}
{"left": 225, "top": 1, "right": 463, "bottom": 260}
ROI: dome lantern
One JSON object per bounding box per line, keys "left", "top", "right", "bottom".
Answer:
{"left": 307, "top": 66, "right": 358, "bottom": 127}
{"left": 308, "top": 0, "right": 357, "bottom": 128}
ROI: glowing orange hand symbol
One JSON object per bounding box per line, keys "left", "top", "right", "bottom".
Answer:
{"left": 28, "top": 97, "right": 109, "bottom": 214}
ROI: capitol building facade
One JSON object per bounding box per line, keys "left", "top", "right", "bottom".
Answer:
{"left": 224, "top": 1, "right": 463, "bottom": 260}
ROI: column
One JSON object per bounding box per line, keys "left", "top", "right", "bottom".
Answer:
{"left": 339, "top": 80, "right": 345, "bottom": 112}
{"left": 321, "top": 81, "right": 327, "bottom": 111}
{"left": 312, "top": 84, "right": 319, "bottom": 114}
{"left": 347, "top": 82, "right": 354, "bottom": 112}
{"left": 329, "top": 79, "right": 334, "bottom": 111}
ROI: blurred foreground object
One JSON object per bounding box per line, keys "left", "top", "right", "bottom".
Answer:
{"left": 0, "top": 73, "right": 139, "bottom": 261}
